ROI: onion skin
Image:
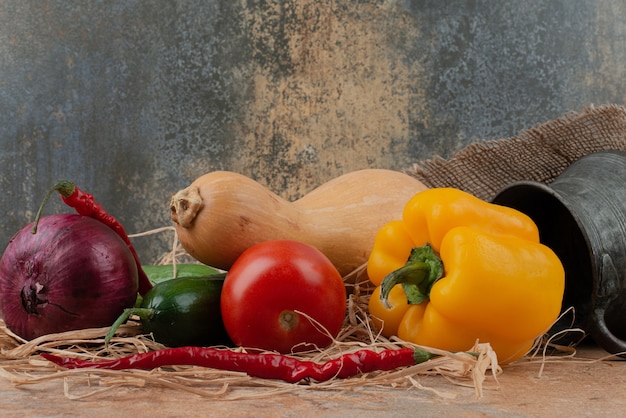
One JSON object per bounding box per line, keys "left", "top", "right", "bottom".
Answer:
{"left": 0, "top": 214, "right": 138, "bottom": 340}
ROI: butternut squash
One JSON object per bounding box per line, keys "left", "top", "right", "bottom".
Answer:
{"left": 170, "top": 169, "right": 428, "bottom": 277}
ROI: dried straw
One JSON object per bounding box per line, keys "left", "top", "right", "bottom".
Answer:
{"left": 0, "top": 227, "right": 505, "bottom": 401}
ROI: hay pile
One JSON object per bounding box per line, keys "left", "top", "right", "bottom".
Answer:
{"left": 0, "top": 226, "right": 504, "bottom": 400}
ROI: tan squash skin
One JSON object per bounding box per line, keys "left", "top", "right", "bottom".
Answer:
{"left": 170, "top": 169, "right": 428, "bottom": 277}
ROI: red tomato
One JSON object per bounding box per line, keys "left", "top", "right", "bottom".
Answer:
{"left": 220, "top": 240, "right": 347, "bottom": 353}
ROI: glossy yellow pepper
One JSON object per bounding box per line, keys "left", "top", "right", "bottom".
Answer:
{"left": 367, "top": 188, "right": 565, "bottom": 364}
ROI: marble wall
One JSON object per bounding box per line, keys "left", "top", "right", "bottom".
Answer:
{"left": 2, "top": 1, "right": 625, "bottom": 262}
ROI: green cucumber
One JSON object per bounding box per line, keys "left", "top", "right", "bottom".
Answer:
{"left": 135, "top": 263, "right": 223, "bottom": 307}
{"left": 108, "top": 274, "right": 230, "bottom": 347}
{"left": 142, "top": 263, "right": 223, "bottom": 285}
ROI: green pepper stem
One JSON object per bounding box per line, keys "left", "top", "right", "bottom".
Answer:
{"left": 31, "top": 180, "right": 77, "bottom": 234}
{"left": 412, "top": 347, "right": 480, "bottom": 363}
{"left": 412, "top": 347, "right": 440, "bottom": 363}
{"left": 379, "top": 243, "right": 444, "bottom": 308}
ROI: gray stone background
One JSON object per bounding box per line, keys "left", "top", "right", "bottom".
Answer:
{"left": 1, "top": 1, "right": 625, "bottom": 263}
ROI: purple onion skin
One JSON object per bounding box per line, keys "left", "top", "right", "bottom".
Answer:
{"left": 0, "top": 214, "right": 139, "bottom": 340}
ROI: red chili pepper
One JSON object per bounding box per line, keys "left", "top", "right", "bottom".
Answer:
{"left": 32, "top": 180, "right": 153, "bottom": 295}
{"left": 41, "top": 346, "right": 438, "bottom": 383}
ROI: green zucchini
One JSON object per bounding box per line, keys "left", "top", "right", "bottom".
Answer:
{"left": 108, "top": 274, "right": 230, "bottom": 347}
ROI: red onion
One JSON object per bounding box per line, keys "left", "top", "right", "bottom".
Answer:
{"left": 0, "top": 214, "right": 139, "bottom": 340}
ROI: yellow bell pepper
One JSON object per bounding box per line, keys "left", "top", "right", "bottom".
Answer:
{"left": 367, "top": 188, "right": 565, "bottom": 364}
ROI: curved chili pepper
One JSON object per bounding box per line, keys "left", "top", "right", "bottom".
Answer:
{"left": 41, "top": 346, "right": 439, "bottom": 383}
{"left": 32, "top": 180, "right": 153, "bottom": 295}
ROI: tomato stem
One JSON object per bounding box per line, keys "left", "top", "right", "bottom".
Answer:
{"left": 278, "top": 310, "right": 299, "bottom": 331}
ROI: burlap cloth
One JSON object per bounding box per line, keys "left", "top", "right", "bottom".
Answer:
{"left": 406, "top": 104, "right": 626, "bottom": 200}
